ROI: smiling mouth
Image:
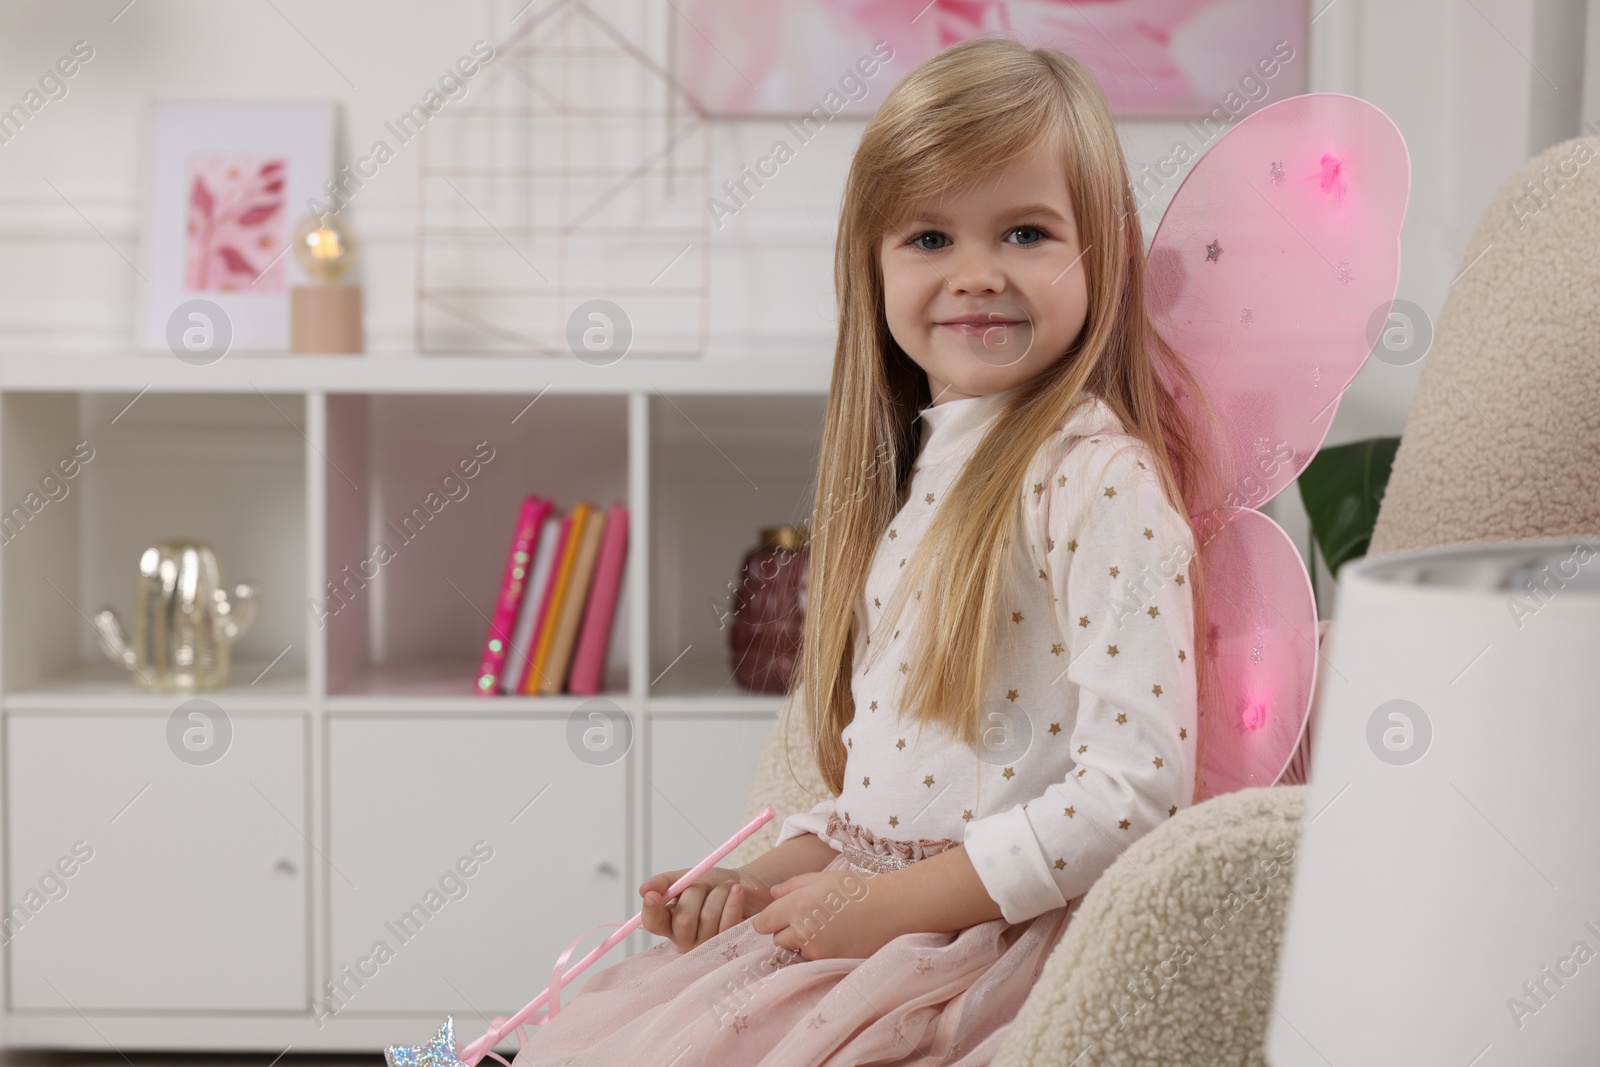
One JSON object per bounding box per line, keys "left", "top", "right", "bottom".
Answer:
{"left": 939, "top": 320, "right": 1021, "bottom": 332}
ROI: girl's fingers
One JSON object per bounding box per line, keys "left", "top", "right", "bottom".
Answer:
{"left": 671, "top": 885, "right": 707, "bottom": 950}
{"left": 641, "top": 889, "right": 669, "bottom": 937}
{"left": 696, "top": 883, "right": 731, "bottom": 946}
{"left": 719, "top": 883, "right": 744, "bottom": 934}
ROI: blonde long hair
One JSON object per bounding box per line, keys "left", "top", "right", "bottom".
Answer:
{"left": 785, "top": 37, "right": 1222, "bottom": 804}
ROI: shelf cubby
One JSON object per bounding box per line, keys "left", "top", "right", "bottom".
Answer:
{"left": 646, "top": 393, "right": 824, "bottom": 713}
{"left": 322, "top": 392, "right": 633, "bottom": 704}
{"left": 1, "top": 390, "right": 309, "bottom": 704}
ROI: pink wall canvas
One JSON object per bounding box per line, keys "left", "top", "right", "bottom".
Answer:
{"left": 675, "top": 0, "right": 1306, "bottom": 119}
{"left": 141, "top": 101, "right": 333, "bottom": 350}
{"left": 183, "top": 155, "right": 288, "bottom": 292}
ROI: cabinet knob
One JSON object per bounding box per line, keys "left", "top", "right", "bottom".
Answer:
{"left": 595, "top": 860, "right": 619, "bottom": 878}
{"left": 275, "top": 857, "right": 299, "bottom": 876}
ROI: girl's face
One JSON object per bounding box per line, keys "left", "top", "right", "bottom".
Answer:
{"left": 879, "top": 138, "right": 1090, "bottom": 406}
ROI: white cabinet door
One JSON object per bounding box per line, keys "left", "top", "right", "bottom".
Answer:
{"left": 648, "top": 715, "right": 774, "bottom": 875}
{"left": 327, "top": 717, "right": 628, "bottom": 1019}
{"left": 5, "top": 711, "right": 309, "bottom": 1011}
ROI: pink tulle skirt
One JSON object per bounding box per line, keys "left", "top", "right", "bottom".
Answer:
{"left": 509, "top": 815, "right": 1081, "bottom": 1067}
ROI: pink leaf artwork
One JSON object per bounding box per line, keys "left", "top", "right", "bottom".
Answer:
{"left": 184, "top": 155, "right": 289, "bottom": 293}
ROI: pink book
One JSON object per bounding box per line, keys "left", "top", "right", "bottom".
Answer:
{"left": 475, "top": 496, "right": 550, "bottom": 696}
{"left": 568, "top": 502, "right": 629, "bottom": 695}
{"left": 516, "top": 509, "right": 575, "bottom": 695}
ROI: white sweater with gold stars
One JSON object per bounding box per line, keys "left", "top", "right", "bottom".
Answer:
{"left": 773, "top": 384, "right": 1199, "bottom": 925}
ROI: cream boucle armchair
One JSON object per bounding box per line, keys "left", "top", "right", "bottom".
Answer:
{"left": 725, "top": 131, "right": 1600, "bottom": 1066}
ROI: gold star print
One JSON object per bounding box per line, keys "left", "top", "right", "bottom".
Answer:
{"left": 1050, "top": 642, "right": 1064, "bottom": 655}
{"left": 894, "top": 629, "right": 900, "bottom": 639}
{"left": 1090, "top": 437, "right": 1101, "bottom": 443}
{"left": 1063, "top": 805, "right": 1076, "bottom": 817}
{"left": 809, "top": 1012, "right": 826, "bottom": 1029}
{"left": 1077, "top": 744, "right": 1088, "bottom": 754}
{"left": 863, "top": 776, "right": 871, "bottom": 787}
{"left": 1057, "top": 474, "right": 1067, "bottom": 487}
{"left": 1118, "top": 818, "right": 1131, "bottom": 830}
{"left": 1147, "top": 605, "right": 1161, "bottom": 619}
{"left": 874, "top": 597, "right": 881, "bottom": 608}
{"left": 1138, "top": 460, "right": 1147, "bottom": 470}
{"left": 1115, "top": 712, "right": 1127, "bottom": 724}
{"left": 1104, "top": 485, "right": 1117, "bottom": 498}
{"left": 870, "top": 700, "right": 878, "bottom": 711}
{"left": 1152, "top": 757, "right": 1164, "bottom": 769}
{"left": 733, "top": 1015, "right": 749, "bottom": 1033}
{"left": 888, "top": 528, "right": 898, "bottom": 539}
{"left": 1006, "top": 688, "right": 1019, "bottom": 701}
{"left": 1108, "top": 565, "right": 1120, "bottom": 578}
{"left": 899, "top": 558, "right": 906, "bottom": 568}
{"left": 1003, "top": 766, "right": 1015, "bottom": 779}
{"left": 1011, "top": 610, "right": 1024, "bottom": 624}
{"left": 899, "top": 662, "right": 910, "bottom": 674}
{"left": 1168, "top": 804, "right": 1178, "bottom": 816}
{"left": 923, "top": 774, "right": 935, "bottom": 788}
{"left": 1078, "top": 615, "right": 1090, "bottom": 628}
{"left": 889, "top": 815, "right": 899, "bottom": 828}
{"left": 1033, "top": 482, "right": 1045, "bottom": 499}
{"left": 896, "top": 738, "right": 905, "bottom": 750}
{"left": 1175, "top": 574, "right": 1185, "bottom": 585}
{"left": 1038, "top": 568, "right": 1048, "bottom": 580}
{"left": 848, "top": 738, "right": 852, "bottom": 748}
{"left": 1152, "top": 684, "right": 1163, "bottom": 697}
{"left": 1179, "top": 649, "right": 1187, "bottom": 661}
{"left": 925, "top": 492, "right": 935, "bottom": 504}
{"left": 1047, "top": 537, "right": 1055, "bottom": 551}
{"left": 962, "top": 809, "right": 974, "bottom": 821}
{"left": 1067, "top": 539, "right": 1077, "bottom": 551}
{"left": 1048, "top": 722, "right": 1061, "bottom": 735}
{"left": 1142, "top": 527, "right": 1154, "bottom": 539}
{"left": 1076, "top": 768, "right": 1087, "bottom": 778}
{"left": 916, "top": 589, "right": 922, "bottom": 599}
{"left": 1106, "top": 644, "right": 1120, "bottom": 657}
{"left": 1180, "top": 728, "right": 1188, "bottom": 740}
{"left": 1054, "top": 858, "right": 1067, "bottom": 870}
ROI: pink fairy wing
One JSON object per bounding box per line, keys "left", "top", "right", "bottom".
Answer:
{"left": 1146, "top": 93, "right": 1410, "bottom": 802}
{"left": 1150, "top": 92, "right": 1410, "bottom": 509}
{"left": 1192, "top": 508, "right": 1319, "bottom": 801}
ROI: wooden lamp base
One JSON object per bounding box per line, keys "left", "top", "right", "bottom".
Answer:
{"left": 290, "top": 285, "right": 364, "bottom": 354}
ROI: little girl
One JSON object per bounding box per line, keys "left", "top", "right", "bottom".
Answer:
{"left": 511, "top": 35, "right": 1215, "bottom": 1067}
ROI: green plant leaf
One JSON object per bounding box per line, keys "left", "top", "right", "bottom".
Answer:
{"left": 1297, "top": 436, "right": 1401, "bottom": 575}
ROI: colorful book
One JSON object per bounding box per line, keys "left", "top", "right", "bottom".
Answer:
{"left": 522, "top": 503, "right": 592, "bottom": 694}
{"left": 501, "top": 509, "right": 561, "bottom": 694}
{"left": 516, "top": 508, "right": 575, "bottom": 696}
{"left": 568, "top": 502, "right": 629, "bottom": 696}
{"left": 475, "top": 496, "right": 545, "bottom": 696}
{"left": 539, "top": 502, "right": 606, "bottom": 695}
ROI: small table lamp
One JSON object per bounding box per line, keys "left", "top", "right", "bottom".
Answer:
{"left": 290, "top": 211, "right": 362, "bottom": 353}
{"left": 1268, "top": 536, "right": 1600, "bottom": 1063}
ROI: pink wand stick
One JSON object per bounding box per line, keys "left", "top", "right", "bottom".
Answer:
{"left": 452, "top": 805, "right": 776, "bottom": 1066}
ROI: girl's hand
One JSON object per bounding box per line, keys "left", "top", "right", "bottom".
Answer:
{"left": 751, "top": 869, "right": 907, "bottom": 961}
{"left": 639, "top": 866, "right": 775, "bottom": 953}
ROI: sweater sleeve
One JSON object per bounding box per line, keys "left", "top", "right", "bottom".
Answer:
{"left": 773, "top": 795, "right": 840, "bottom": 850}
{"left": 962, "top": 434, "right": 1199, "bottom": 923}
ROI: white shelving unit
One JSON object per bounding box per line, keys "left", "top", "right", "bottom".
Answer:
{"left": 0, "top": 350, "right": 829, "bottom": 1051}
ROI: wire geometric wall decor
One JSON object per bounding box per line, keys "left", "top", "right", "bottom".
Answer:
{"left": 415, "top": 0, "right": 712, "bottom": 358}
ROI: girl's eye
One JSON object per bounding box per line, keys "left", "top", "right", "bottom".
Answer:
{"left": 905, "top": 226, "right": 1050, "bottom": 251}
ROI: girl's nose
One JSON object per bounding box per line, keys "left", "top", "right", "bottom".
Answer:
{"left": 946, "top": 249, "right": 1004, "bottom": 294}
